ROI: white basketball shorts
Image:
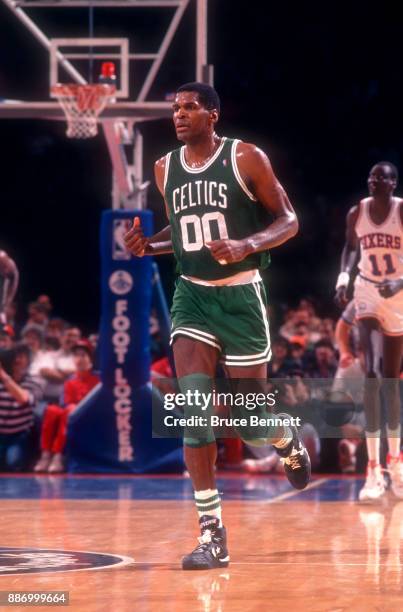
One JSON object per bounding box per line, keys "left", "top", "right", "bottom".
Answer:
{"left": 354, "top": 275, "right": 403, "bottom": 336}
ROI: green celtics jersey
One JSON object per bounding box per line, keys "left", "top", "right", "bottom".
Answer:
{"left": 164, "top": 137, "right": 271, "bottom": 280}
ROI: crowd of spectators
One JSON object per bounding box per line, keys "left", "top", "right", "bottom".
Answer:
{"left": 0, "top": 293, "right": 401, "bottom": 476}
{"left": 223, "top": 297, "right": 402, "bottom": 475}
{"left": 0, "top": 295, "right": 99, "bottom": 473}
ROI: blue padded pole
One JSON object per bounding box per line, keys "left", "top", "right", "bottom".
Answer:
{"left": 67, "top": 210, "right": 183, "bottom": 473}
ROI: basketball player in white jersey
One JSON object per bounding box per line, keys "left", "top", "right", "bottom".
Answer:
{"left": 335, "top": 162, "right": 403, "bottom": 501}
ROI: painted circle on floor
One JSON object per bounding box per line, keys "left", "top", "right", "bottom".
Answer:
{"left": 0, "top": 547, "right": 134, "bottom": 575}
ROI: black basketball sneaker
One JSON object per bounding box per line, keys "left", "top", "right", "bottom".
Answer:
{"left": 274, "top": 413, "right": 311, "bottom": 490}
{"left": 182, "top": 515, "right": 230, "bottom": 570}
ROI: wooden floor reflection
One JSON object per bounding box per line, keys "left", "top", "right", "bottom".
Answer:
{"left": 0, "top": 497, "right": 402, "bottom": 611}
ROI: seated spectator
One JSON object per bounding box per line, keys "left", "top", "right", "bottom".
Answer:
{"left": 318, "top": 318, "right": 336, "bottom": 346}
{"left": 291, "top": 322, "right": 311, "bottom": 348}
{"left": 21, "top": 301, "right": 50, "bottom": 336}
{"left": 151, "top": 355, "right": 173, "bottom": 378}
{"left": 289, "top": 337, "right": 308, "bottom": 372}
{"left": 308, "top": 339, "right": 338, "bottom": 378}
{"left": 267, "top": 337, "right": 296, "bottom": 378}
{"left": 151, "top": 356, "right": 175, "bottom": 396}
{"left": 22, "top": 324, "right": 51, "bottom": 417}
{"left": 0, "top": 344, "right": 43, "bottom": 471}
{"left": 44, "top": 336, "right": 61, "bottom": 352}
{"left": 22, "top": 324, "right": 46, "bottom": 374}
{"left": 279, "top": 306, "right": 322, "bottom": 346}
{"left": 0, "top": 324, "right": 15, "bottom": 350}
{"left": 34, "top": 340, "right": 100, "bottom": 473}
{"left": 39, "top": 326, "right": 81, "bottom": 403}
{"left": 298, "top": 298, "right": 322, "bottom": 331}
{"left": 46, "top": 318, "right": 67, "bottom": 346}
{"left": 36, "top": 295, "right": 53, "bottom": 315}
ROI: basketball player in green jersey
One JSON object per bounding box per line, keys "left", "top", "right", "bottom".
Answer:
{"left": 124, "top": 82, "right": 311, "bottom": 569}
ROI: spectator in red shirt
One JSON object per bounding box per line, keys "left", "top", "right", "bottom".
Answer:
{"left": 34, "top": 340, "right": 100, "bottom": 473}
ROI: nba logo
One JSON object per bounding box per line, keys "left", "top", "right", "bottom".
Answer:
{"left": 113, "top": 220, "right": 132, "bottom": 260}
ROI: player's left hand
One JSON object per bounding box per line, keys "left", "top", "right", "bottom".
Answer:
{"left": 375, "top": 278, "right": 403, "bottom": 299}
{"left": 205, "top": 239, "right": 249, "bottom": 265}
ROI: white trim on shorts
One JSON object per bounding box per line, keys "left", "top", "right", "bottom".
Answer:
{"left": 223, "top": 347, "right": 272, "bottom": 367}
{"left": 170, "top": 327, "right": 222, "bottom": 351}
{"left": 222, "top": 281, "right": 272, "bottom": 366}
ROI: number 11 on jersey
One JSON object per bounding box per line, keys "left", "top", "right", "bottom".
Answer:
{"left": 369, "top": 253, "right": 396, "bottom": 276}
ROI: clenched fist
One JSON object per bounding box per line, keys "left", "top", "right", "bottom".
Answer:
{"left": 123, "top": 217, "right": 149, "bottom": 257}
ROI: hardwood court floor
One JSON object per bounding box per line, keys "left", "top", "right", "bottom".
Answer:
{"left": 0, "top": 476, "right": 402, "bottom": 611}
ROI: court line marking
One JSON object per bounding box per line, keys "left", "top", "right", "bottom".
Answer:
{"left": 264, "top": 477, "right": 329, "bottom": 503}
{"left": 124, "top": 560, "right": 403, "bottom": 567}
{"left": 0, "top": 549, "right": 134, "bottom": 577}
{"left": 230, "top": 562, "right": 403, "bottom": 567}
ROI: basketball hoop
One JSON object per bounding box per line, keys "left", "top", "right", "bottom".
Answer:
{"left": 51, "top": 83, "right": 116, "bottom": 139}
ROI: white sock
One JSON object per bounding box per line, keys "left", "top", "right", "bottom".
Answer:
{"left": 366, "top": 431, "right": 381, "bottom": 464}
{"left": 273, "top": 427, "right": 292, "bottom": 449}
{"left": 194, "top": 489, "right": 222, "bottom": 526}
{"left": 387, "top": 426, "right": 401, "bottom": 459}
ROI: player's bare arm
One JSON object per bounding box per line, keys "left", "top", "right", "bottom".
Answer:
{"left": 376, "top": 199, "right": 403, "bottom": 298}
{"left": 0, "top": 250, "right": 19, "bottom": 305}
{"left": 334, "top": 205, "right": 360, "bottom": 307}
{"left": 123, "top": 156, "right": 173, "bottom": 257}
{"left": 335, "top": 317, "right": 354, "bottom": 367}
{"left": 207, "top": 143, "right": 298, "bottom": 264}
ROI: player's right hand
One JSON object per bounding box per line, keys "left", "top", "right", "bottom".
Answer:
{"left": 124, "top": 217, "right": 148, "bottom": 257}
{"left": 334, "top": 286, "right": 348, "bottom": 308}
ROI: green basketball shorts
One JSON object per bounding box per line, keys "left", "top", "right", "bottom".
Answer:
{"left": 170, "top": 277, "right": 271, "bottom": 366}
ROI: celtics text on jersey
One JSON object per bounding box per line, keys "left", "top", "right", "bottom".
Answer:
{"left": 164, "top": 137, "right": 271, "bottom": 280}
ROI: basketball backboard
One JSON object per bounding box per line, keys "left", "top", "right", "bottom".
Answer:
{"left": 0, "top": 0, "right": 209, "bottom": 123}
{"left": 0, "top": 0, "right": 210, "bottom": 208}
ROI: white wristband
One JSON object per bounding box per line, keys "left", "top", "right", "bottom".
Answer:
{"left": 336, "top": 271, "right": 350, "bottom": 290}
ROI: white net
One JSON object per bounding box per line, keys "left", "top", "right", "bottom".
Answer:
{"left": 51, "top": 83, "right": 116, "bottom": 139}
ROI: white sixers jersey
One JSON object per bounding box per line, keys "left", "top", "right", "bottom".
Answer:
{"left": 355, "top": 197, "right": 403, "bottom": 281}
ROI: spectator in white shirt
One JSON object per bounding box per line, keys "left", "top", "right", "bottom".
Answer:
{"left": 39, "top": 326, "right": 81, "bottom": 403}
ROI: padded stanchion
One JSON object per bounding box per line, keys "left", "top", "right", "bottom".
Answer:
{"left": 67, "top": 210, "right": 183, "bottom": 473}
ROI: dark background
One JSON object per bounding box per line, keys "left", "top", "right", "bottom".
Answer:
{"left": 0, "top": 0, "right": 402, "bottom": 332}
